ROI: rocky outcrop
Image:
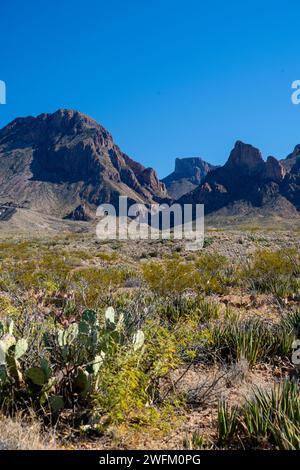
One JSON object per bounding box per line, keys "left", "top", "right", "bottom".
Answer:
{"left": 163, "top": 157, "right": 217, "bottom": 199}
{"left": 281, "top": 144, "right": 300, "bottom": 171}
{"left": 179, "top": 141, "right": 300, "bottom": 217}
{"left": 64, "top": 204, "right": 92, "bottom": 221}
{"left": 225, "top": 141, "right": 265, "bottom": 174}
{"left": 264, "top": 156, "right": 286, "bottom": 182}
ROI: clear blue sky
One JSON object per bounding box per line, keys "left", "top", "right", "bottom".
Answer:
{"left": 1, "top": 0, "right": 300, "bottom": 177}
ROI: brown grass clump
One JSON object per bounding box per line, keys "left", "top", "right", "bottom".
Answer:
{"left": 0, "top": 413, "right": 56, "bottom": 450}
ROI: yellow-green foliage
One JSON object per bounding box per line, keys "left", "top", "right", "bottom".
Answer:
{"left": 241, "top": 248, "right": 300, "bottom": 297}
{"left": 143, "top": 320, "right": 180, "bottom": 378}
{"left": 95, "top": 251, "right": 118, "bottom": 262}
{"left": 142, "top": 253, "right": 231, "bottom": 297}
{"left": 0, "top": 294, "right": 18, "bottom": 318}
{"left": 94, "top": 350, "right": 154, "bottom": 426}
{"left": 93, "top": 321, "right": 181, "bottom": 428}
{"left": 70, "top": 266, "right": 133, "bottom": 306}
{"left": 194, "top": 253, "right": 230, "bottom": 294}
{"left": 142, "top": 257, "right": 196, "bottom": 297}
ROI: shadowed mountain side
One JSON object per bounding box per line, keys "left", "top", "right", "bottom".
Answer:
{"left": 178, "top": 141, "right": 300, "bottom": 219}
{"left": 0, "top": 109, "right": 169, "bottom": 219}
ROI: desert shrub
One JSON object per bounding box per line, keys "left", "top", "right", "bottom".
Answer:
{"left": 194, "top": 253, "right": 231, "bottom": 294}
{"left": 217, "top": 381, "right": 300, "bottom": 449}
{"left": 70, "top": 266, "right": 134, "bottom": 307}
{"left": 95, "top": 251, "right": 118, "bottom": 262}
{"left": 142, "top": 253, "right": 232, "bottom": 298}
{"left": 142, "top": 257, "right": 197, "bottom": 298}
{"left": 93, "top": 319, "right": 182, "bottom": 428}
{"left": 0, "top": 294, "right": 19, "bottom": 318}
{"left": 241, "top": 248, "right": 300, "bottom": 298}
{"left": 3, "top": 253, "right": 72, "bottom": 294}
{"left": 92, "top": 347, "right": 155, "bottom": 427}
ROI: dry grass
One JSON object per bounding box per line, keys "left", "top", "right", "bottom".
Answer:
{"left": 0, "top": 413, "right": 56, "bottom": 450}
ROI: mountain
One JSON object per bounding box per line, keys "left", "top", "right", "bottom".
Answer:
{"left": 1, "top": 110, "right": 300, "bottom": 229}
{"left": 281, "top": 144, "right": 300, "bottom": 171}
{"left": 179, "top": 141, "right": 300, "bottom": 220}
{"left": 162, "top": 157, "right": 217, "bottom": 199}
{"left": 0, "top": 109, "right": 168, "bottom": 220}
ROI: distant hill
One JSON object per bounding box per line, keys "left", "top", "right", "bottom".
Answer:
{"left": 162, "top": 157, "right": 217, "bottom": 199}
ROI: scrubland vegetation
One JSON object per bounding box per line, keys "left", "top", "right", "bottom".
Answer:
{"left": 0, "top": 231, "right": 299, "bottom": 449}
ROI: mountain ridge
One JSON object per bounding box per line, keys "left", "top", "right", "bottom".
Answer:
{"left": 1, "top": 109, "right": 300, "bottom": 226}
{"left": 179, "top": 140, "right": 300, "bottom": 219}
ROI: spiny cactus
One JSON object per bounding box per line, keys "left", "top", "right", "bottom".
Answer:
{"left": 0, "top": 306, "right": 145, "bottom": 415}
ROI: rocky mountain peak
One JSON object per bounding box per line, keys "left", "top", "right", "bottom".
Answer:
{"left": 226, "top": 141, "right": 264, "bottom": 174}
{"left": 0, "top": 109, "right": 168, "bottom": 218}
{"left": 163, "top": 156, "right": 216, "bottom": 199}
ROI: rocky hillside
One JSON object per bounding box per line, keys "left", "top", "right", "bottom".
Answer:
{"left": 1, "top": 109, "right": 300, "bottom": 226}
{"left": 179, "top": 141, "right": 300, "bottom": 219}
{"left": 162, "top": 157, "right": 216, "bottom": 199}
{"left": 0, "top": 109, "right": 168, "bottom": 219}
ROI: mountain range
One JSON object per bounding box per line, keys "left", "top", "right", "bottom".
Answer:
{"left": 0, "top": 109, "right": 300, "bottom": 228}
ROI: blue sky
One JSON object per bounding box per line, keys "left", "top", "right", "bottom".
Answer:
{"left": 1, "top": 0, "right": 300, "bottom": 177}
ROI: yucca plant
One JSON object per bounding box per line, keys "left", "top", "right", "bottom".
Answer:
{"left": 270, "top": 413, "right": 300, "bottom": 450}
{"left": 217, "top": 400, "right": 239, "bottom": 446}
{"left": 282, "top": 309, "right": 300, "bottom": 337}
{"left": 212, "top": 317, "right": 294, "bottom": 366}
{"left": 183, "top": 431, "right": 206, "bottom": 449}
{"left": 212, "top": 318, "right": 271, "bottom": 367}
{"left": 218, "top": 381, "right": 300, "bottom": 449}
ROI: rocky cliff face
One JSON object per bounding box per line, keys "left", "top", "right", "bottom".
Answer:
{"left": 179, "top": 141, "right": 300, "bottom": 218}
{"left": 0, "top": 109, "right": 168, "bottom": 218}
{"left": 162, "top": 157, "right": 217, "bottom": 199}
{"left": 281, "top": 144, "right": 300, "bottom": 171}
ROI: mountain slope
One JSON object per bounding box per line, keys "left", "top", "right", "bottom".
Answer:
{"left": 162, "top": 157, "right": 217, "bottom": 199}
{"left": 0, "top": 109, "right": 168, "bottom": 219}
{"left": 179, "top": 141, "right": 300, "bottom": 219}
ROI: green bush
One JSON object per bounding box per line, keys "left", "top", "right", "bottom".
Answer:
{"left": 241, "top": 248, "right": 300, "bottom": 298}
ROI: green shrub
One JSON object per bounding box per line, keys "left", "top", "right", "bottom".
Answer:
{"left": 142, "top": 257, "right": 197, "bottom": 298}
{"left": 241, "top": 248, "right": 300, "bottom": 298}
{"left": 194, "top": 253, "right": 231, "bottom": 294}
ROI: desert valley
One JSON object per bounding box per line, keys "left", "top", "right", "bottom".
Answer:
{"left": 0, "top": 109, "right": 299, "bottom": 450}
